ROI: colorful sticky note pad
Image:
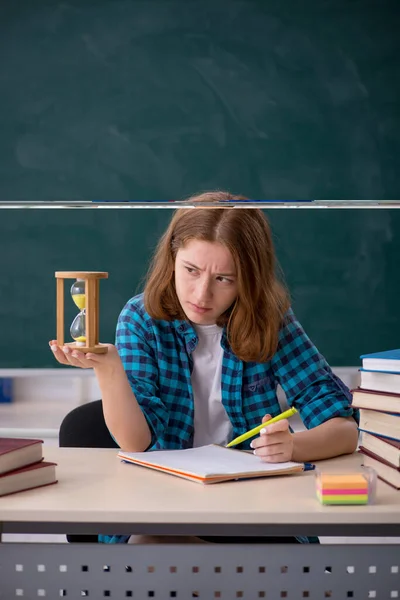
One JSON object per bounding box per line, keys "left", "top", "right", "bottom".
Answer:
{"left": 316, "top": 473, "right": 370, "bottom": 505}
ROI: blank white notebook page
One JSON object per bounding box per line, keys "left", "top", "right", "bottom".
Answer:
{"left": 119, "top": 444, "right": 302, "bottom": 476}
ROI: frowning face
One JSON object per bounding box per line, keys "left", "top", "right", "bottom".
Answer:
{"left": 174, "top": 239, "right": 238, "bottom": 325}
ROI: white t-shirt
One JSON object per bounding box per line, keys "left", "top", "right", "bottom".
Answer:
{"left": 191, "top": 323, "right": 233, "bottom": 447}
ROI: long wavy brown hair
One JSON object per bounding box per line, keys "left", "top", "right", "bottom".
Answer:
{"left": 144, "top": 191, "right": 290, "bottom": 362}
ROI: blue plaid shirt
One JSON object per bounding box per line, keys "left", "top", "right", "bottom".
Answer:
{"left": 99, "top": 293, "right": 355, "bottom": 544}
{"left": 116, "top": 293, "right": 354, "bottom": 448}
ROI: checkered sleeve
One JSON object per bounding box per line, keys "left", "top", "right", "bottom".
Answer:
{"left": 115, "top": 300, "right": 169, "bottom": 446}
{"left": 271, "top": 310, "right": 357, "bottom": 429}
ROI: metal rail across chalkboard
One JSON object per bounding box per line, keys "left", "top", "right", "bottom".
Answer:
{"left": 0, "top": 201, "right": 399, "bottom": 209}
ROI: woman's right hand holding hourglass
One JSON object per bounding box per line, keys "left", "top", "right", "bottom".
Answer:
{"left": 48, "top": 340, "right": 123, "bottom": 375}
{"left": 50, "top": 273, "right": 124, "bottom": 375}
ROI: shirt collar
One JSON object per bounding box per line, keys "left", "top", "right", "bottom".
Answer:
{"left": 172, "top": 318, "right": 232, "bottom": 355}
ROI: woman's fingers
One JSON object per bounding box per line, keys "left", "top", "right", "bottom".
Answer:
{"left": 262, "top": 414, "right": 272, "bottom": 424}
{"left": 250, "top": 420, "right": 289, "bottom": 449}
{"left": 253, "top": 442, "right": 284, "bottom": 458}
{"left": 260, "top": 452, "right": 287, "bottom": 463}
{"left": 250, "top": 418, "right": 293, "bottom": 462}
{"left": 49, "top": 341, "right": 92, "bottom": 369}
{"left": 49, "top": 340, "right": 117, "bottom": 369}
{"left": 49, "top": 342, "right": 70, "bottom": 366}
{"left": 63, "top": 346, "right": 87, "bottom": 368}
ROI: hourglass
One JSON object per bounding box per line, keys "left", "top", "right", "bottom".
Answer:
{"left": 55, "top": 271, "right": 109, "bottom": 353}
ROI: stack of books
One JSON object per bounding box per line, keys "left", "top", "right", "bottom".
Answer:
{"left": 352, "top": 350, "right": 400, "bottom": 490}
{"left": 0, "top": 438, "right": 57, "bottom": 497}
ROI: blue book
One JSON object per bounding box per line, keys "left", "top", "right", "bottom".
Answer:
{"left": 0, "top": 378, "right": 13, "bottom": 403}
{"left": 359, "top": 428, "right": 400, "bottom": 444}
{"left": 360, "top": 349, "right": 400, "bottom": 373}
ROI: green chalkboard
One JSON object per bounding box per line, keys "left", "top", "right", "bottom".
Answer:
{"left": 0, "top": 0, "right": 399, "bottom": 200}
{"left": 0, "top": 208, "right": 398, "bottom": 368}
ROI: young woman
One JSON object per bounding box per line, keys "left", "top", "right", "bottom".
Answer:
{"left": 50, "top": 191, "right": 358, "bottom": 544}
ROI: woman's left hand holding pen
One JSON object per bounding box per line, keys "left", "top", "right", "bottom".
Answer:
{"left": 249, "top": 414, "right": 294, "bottom": 463}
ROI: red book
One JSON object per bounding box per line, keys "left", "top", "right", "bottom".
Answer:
{"left": 359, "top": 431, "right": 400, "bottom": 468}
{"left": 359, "top": 448, "right": 400, "bottom": 490}
{"left": 0, "top": 461, "right": 57, "bottom": 497}
{"left": 351, "top": 388, "right": 400, "bottom": 413}
{"left": 0, "top": 438, "right": 43, "bottom": 475}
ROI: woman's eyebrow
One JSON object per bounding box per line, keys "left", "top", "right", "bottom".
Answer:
{"left": 182, "top": 260, "right": 236, "bottom": 277}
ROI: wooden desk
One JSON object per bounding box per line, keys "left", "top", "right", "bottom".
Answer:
{"left": 1, "top": 448, "right": 399, "bottom": 598}
{"left": 1, "top": 447, "right": 399, "bottom": 537}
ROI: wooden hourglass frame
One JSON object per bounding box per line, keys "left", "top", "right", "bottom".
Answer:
{"left": 55, "top": 271, "right": 109, "bottom": 354}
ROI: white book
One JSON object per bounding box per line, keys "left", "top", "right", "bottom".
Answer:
{"left": 358, "top": 408, "right": 400, "bottom": 442}
{"left": 118, "top": 444, "right": 304, "bottom": 484}
{"left": 360, "top": 370, "right": 400, "bottom": 395}
{"left": 361, "top": 349, "right": 400, "bottom": 373}
{"left": 351, "top": 388, "right": 400, "bottom": 413}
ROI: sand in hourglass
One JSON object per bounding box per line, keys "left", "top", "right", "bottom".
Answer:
{"left": 70, "top": 279, "right": 87, "bottom": 345}
{"left": 55, "top": 271, "right": 108, "bottom": 354}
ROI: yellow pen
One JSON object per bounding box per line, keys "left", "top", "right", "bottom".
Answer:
{"left": 226, "top": 407, "right": 298, "bottom": 448}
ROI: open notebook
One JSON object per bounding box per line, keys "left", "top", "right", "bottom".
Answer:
{"left": 118, "top": 444, "right": 304, "bottom": 484}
